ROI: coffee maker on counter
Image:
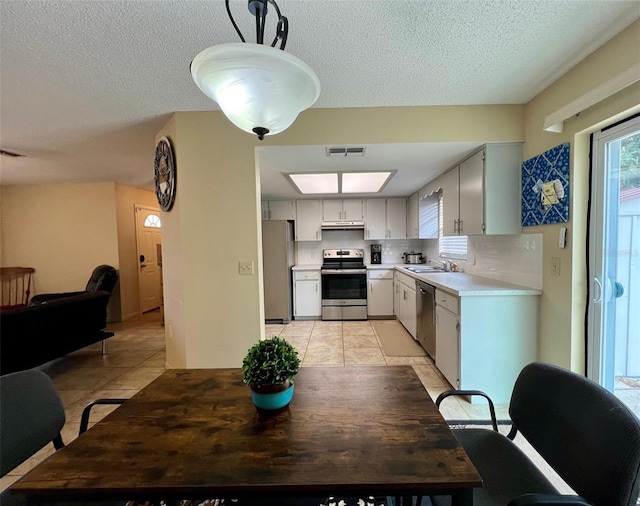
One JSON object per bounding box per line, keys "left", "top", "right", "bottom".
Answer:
{"left": 370, "top": 244, "right": 382, "bottom": 264}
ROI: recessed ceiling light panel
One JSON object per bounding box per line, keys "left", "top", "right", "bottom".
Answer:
{"left": 287, "top": 173, "right": 339, "bottom": 194}
{"left": 342, "top": 172, "right": 393, "bottom": 193}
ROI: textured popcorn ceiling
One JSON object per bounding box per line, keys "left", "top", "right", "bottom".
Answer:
{"left": 0, "top": 0, "right": 638, "bottom": 192}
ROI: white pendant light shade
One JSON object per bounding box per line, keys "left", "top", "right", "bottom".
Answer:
{"left": 191, "top": 43, "right": 320, "bottom": 139}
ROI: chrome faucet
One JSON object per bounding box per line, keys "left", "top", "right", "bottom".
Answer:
{"left": 432, "top": 260, "right": 450, "bottom": 271}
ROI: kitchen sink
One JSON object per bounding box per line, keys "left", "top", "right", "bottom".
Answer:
{"left": 401, "top": 266, "right": 446, "bottom": 273}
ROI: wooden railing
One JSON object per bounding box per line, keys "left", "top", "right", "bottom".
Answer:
{"left": 0, "top": 267, "right": 35, "bottom": 309}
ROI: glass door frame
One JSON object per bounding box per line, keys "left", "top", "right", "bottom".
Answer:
{"left": 587, "top": 115, "right": 640, "bottom": 389}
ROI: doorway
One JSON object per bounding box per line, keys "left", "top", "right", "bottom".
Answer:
{"left": 588, "top": 115, "right": 640, "bottom": 413}
{"left": 135, "top": 205, "right": 163, "bottom": 313}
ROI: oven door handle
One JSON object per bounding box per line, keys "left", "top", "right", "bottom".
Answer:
{"left": 321, "top": 269, "right": 367, "bottom": 275}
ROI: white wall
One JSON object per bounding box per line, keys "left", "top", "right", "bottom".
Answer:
{"left": 0, "top": 183, "right": 120, "bottom": 295}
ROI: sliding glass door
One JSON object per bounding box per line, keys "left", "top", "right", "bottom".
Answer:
{"left": 588, "top": 116, "right": 639, "bottom": 402}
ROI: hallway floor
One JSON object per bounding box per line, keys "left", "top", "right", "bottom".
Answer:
{"left": 2, "top": 312, "right": 609, "bottom": 497}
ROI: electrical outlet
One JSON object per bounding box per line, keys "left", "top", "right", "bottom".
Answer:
{"left": 551, "top": 257, "right": 561, "bottom": 277}
{"left": 239, "top": 261, "right": 254, "bottom": 275}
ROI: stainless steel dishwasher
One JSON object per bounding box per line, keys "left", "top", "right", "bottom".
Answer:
{"left": 416, "top": 280, "right": 436, "bottom": 358}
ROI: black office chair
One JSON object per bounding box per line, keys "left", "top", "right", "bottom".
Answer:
{"left": 0, "top": 369, "right": 125, "bottom": 506}
{"left": 431, "top": 361, "right": 640, "bottom": 506}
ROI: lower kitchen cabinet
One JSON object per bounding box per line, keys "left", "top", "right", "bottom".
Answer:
{"left": 395, "top": 271, "right": 417, "bottom": 338}
{"left": 434, "top": 288, "right": 538, "bottom": 403}
{"left": 293, "top": 270, "right": 321, "bottom": 318}
{"left": 367, "top": 269, "right": 394, "bottom": 316}
{"left": 435, "top": 291, "right": 460, "bottom": 388}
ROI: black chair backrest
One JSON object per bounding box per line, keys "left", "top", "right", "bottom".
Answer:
{"left": 85, "top": 265, "right": 118, "bottom": 294}
{"left": 509, "top": 361, "right": 640, "bottom": 506}
{"left": 0, "top": 369, "right": 66, "bottom": 477}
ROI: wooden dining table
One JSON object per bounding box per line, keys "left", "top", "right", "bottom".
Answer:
{"left": 11, "top": 366, "right": 481, "bottom": 505}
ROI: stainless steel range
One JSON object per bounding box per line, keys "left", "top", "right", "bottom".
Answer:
{"left": 321, "top": 249, "right": 367, "bottom": 321}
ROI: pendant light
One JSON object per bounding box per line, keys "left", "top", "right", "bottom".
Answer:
{"left": 191, "top": 0, "right": 321, "bottom": 140}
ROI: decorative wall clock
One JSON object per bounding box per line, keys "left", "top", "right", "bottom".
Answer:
{"left": 154, "top": 137, "right": 176, "bottom": 212}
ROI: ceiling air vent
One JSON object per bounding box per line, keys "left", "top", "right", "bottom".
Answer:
{"left": 326, "top": 147, "right": 366, "bottom": 157}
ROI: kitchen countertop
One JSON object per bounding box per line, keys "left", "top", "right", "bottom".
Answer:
{"left": 395, "top": 266, "right": 542, "bottom": 297}
{"left": 292, "top": 264, "right": 322, "bottom": 271}
{"left": 291, "top": 263, "right": 541, "bottom": 296}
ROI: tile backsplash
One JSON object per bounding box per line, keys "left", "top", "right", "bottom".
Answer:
{"left": 423, "top": 234, "right": 543, "bottom": 289}
{"left": 295, "top": 230, "right": 424, "bottom": 265}
{"left": 295, "top": 230, "right": 543, "bottom": 290}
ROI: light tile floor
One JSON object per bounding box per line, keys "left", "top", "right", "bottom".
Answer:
{"left": 6, "top": 313, "right": 639, "bottom": 498}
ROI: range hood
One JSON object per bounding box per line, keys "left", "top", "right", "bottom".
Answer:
{"left": 321, "top": 220, "right": 365, "bottom": 230}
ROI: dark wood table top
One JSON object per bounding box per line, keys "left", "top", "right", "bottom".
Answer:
{"left": 12, "top": 366, "right": 480, "bottom": 504}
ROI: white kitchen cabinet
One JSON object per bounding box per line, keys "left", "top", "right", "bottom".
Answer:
{"left": 435, "top": 290, "right": 460, "bottom": 388}
{"left": 293, "top": 270, "right": 321, "bottom": 318}
{"left": 364, "top": 199, "right": 386, "bottom": 239}
{"left": 367, "top": 269, "right": 394, "bottom": 316}
{"left": 394, "top": 271, "right": 401, "bottom": 316}
{"left": 407, "top": 192, "right": 419, "bottom": 239}
{"left": 295, "top": 200, "right": 322, "bottom": 241}
{"left": 430, "top": 286, "right": 538, "bottom": 403}
{"left": 268, "top": 200, "right": 296, "bottom": 221}
{"left": 437, "top": 143, "right": 522, "bottom": 237}
{"left": 438, "top": 166, "right": 460, "bottom": 237}
{"left": 395, "top": 270, "right": 417, "bottom": 338}
{"left": 322, "top": 199, "right": 363, "bottom": 221}
{"left": 458, "top": 151, "right": 484, "bottom": 236}
{"left": 364, "top": 198, "right": 406, "bottom": 240}
{"left": 399, "top": 284, "right": 417, "bottom": 338}
{"left": 386, "top": 198, "right": 407, "bottom": 239}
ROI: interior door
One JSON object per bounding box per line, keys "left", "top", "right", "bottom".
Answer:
{"left": 588, "top": 116, "right": 640, "bottom": 394}
{"left": 135, "top": 205, "right": 162, "bottom": 313}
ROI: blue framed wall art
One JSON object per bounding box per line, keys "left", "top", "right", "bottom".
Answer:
{"left": 521, "top": 143, "right": 570, "bottom": 226}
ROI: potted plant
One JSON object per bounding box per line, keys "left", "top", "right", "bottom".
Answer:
{"left": 242, "top": 336, "right": 301, "bottom": 411}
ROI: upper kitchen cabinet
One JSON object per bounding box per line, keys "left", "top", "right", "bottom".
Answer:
{"left": 438, "top": 166, "right": 460, "bottom": 237}
{"left": 439, "top": 143, "right": 522, "bottom": 236}
{"left": 262, "top": 200, "right": 296, "bottom": 221}
{"left": 322, "top": 199, "right": 364, "bottom": 222}
{"left": 295, "top": 200, "right": 322, "bottom": 241}
{"left": 364, "top": 198, "right": 407, "bottom": 240}
{"left": 407, "top": 193, "right": 419, "bottom": 239}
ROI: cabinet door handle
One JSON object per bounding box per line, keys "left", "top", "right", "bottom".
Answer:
{"left": 458, "top": 220, "right": 463, "bottom": 235}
